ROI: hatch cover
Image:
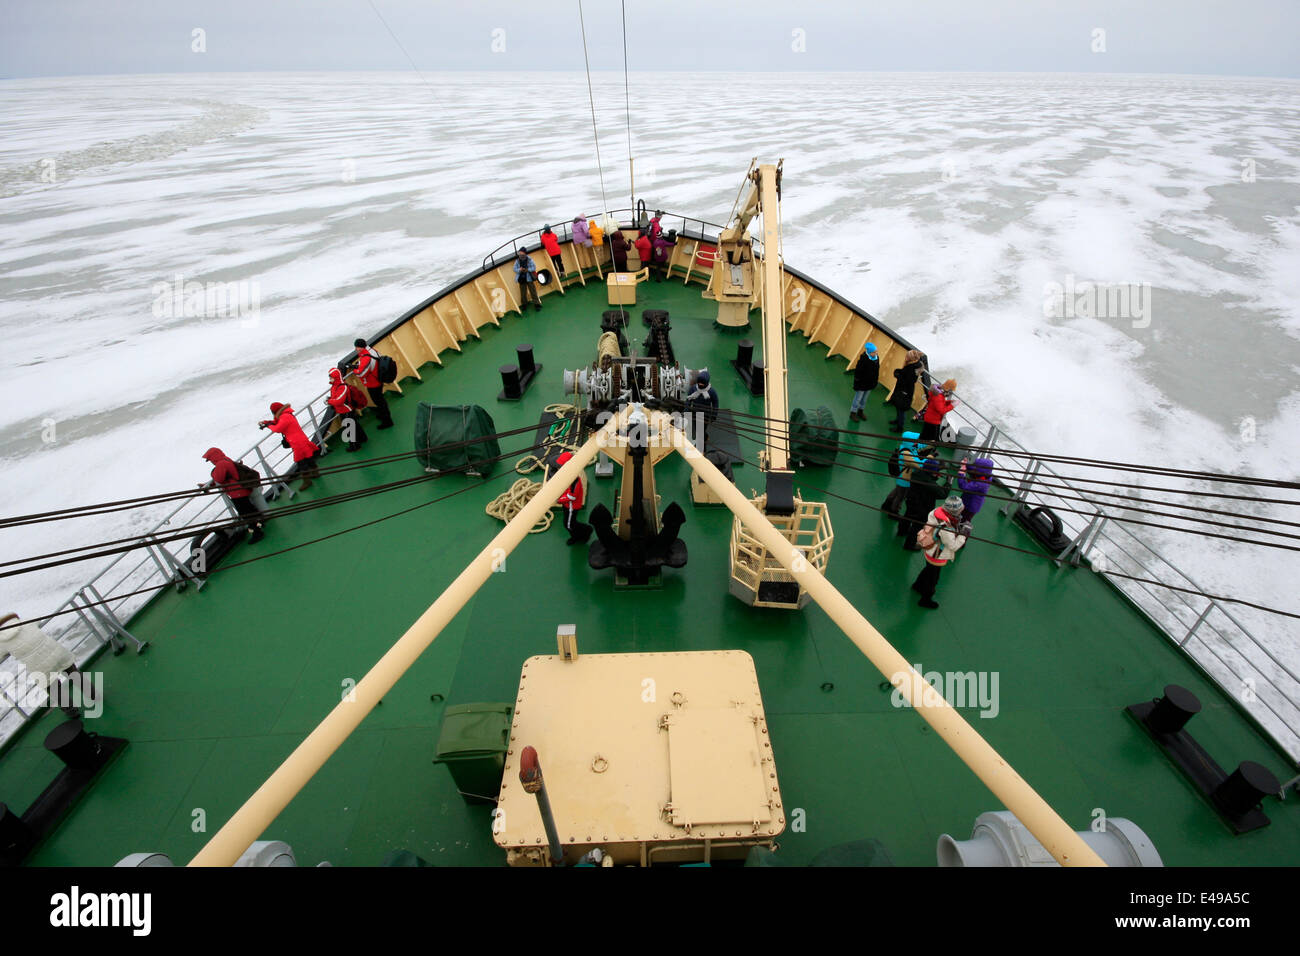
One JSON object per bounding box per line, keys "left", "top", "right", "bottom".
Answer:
{"left": 666, "top": 709, "right": 772, "bottom": 829}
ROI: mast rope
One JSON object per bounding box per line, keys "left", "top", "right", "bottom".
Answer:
{"left": 578, "top": 0, "right": 611, "bottom": 223}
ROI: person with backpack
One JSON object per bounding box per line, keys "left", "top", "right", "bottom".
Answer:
{"left": 882, "top": 430, "right": 923, "bottom": 519}
{"left": 513, "top": 249, "right": 543, "bottom": 313}
{"left": 920, "top": 378, "right": 958, "bottom": 442}
{"left": 201, "top": 447, "right": 265, "bottom": 541}
{"left": 327, "top": 368, "right": 368, "bottom": 452}
{"left": 353, "top": 337, "right": 394, "bottom": 429}
{"left": 849, "top": 343, "right": 879, "bottom": 422}
{"left": 259, "top": 403, "right": 321, "bottom": 491}
{"left": 913, "top": 495, "right": 969, "bottom": 609}
{"left": 898, "top": 456, "right": 945, "bottom": 550}
{"left": 610, "top": 229, "right": 631, "bottom": 273}
{"left": 540, "top": 225, "right": 565, "bottom": 280}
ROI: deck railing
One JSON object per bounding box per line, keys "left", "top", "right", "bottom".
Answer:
{"left": 942, "top": 400, "right": 1300, "bottom": 766}
{"left": 6, "top": 212, "right": 1296, "bottom": 770}
{"left": 0, "top": 385, "right": 338, "bottom": 751}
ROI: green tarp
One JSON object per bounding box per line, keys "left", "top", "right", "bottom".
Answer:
{"left": 414, "top": 403, "right": 501, "bottom": 477}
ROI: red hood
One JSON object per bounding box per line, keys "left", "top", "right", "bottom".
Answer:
{"left": 203, "top": 447, "right": 231, "bottom": 464}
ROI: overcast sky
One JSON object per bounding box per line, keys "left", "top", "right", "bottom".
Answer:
{"left": 1, "top": 0, "right": 1297, "bottom": 78}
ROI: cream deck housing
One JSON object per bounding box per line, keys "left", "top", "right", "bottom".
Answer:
{"left": 494, "top": 650, "right": 784, "bottom": 866}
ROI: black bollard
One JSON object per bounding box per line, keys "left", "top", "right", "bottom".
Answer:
{"left": 516, "top": 344, "right": 536, "bottom": 379}
{"left": 1146, "top": 685, "right": 1201, "bottom": 735}
{"left": 1213, "top": 761, "right": 1280, "bottom": 816}
{"left": 735, "top": 339, "right": 754, "bottom": 373}
{"left": 499, "top": 364, "right": 521, "bottom": 400}
{"left": 44, "top": 719, "right": 102, "bottom": 772}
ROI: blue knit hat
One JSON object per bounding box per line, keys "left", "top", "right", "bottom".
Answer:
{"left": 864, "top": 343, "right": 877, "bottom": 355}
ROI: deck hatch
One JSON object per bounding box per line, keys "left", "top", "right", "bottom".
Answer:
{"left": 665, "top": 709, "right": 772, "bottom": 829}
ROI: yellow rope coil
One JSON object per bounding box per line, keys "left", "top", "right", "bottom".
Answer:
{"left": 487, "top": 403, "right": 581, "bottom": 532}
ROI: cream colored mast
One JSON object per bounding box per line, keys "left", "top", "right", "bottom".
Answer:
{"left": 754, "top": 161, "right": 789, "bottom": 474}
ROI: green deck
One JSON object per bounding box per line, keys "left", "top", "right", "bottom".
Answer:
{"left": 4, "top": 274, "right": 1297, "bottom": 867}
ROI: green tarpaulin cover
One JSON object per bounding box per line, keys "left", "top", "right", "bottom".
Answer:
{"left": 414, "top": 403, "right": 501, "bottom": 477}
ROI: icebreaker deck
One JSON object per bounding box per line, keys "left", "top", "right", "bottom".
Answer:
{"left": 2, "top": 275, "right": 1296, "bottom": 867}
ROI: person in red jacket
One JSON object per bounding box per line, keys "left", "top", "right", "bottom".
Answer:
{"left": 352, "top": 337, "right": 394, "bottom": 429}
{"left": 633, "top": 229, "right": 652, "bottom": 271}
{"left": 201, "top": 447, "right": 264, "bottom": 541}
{"left": 327, "top": 368, "right": 367, "bottom": 452}
{"left": 259, "top": 402, "right": 321, "bottom": 490}
{"left": 919, "top": 378, "right": 957, "bottom": 443}
{"left": 552, "top": 451, "right": 591, "bottom": 545}
{"left": 540, "top": 225, "right": 565, "bottom": 280}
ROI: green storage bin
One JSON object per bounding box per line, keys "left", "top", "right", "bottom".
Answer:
{"left": 433, "top": 703, "right": 513, "bottom": 805}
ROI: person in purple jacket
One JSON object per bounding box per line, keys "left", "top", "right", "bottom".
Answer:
{"left": 571, "top": 216, "right": 591, "bottom": 247}
{"left": 650, "top": 228, "right": 677, "bottom": 281}
{"left": 957, "top": 456, "right": 994, "bottom": 519}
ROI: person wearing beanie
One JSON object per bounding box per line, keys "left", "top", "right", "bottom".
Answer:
{"left": 327, "top": 367, "right": 368, "bottom": 452}
{"left": 686, "top": 369, "right": 719, "bottom": 418}
{"left": 513, "top": 249, "right": 543, "bottom": 313}
{"left": 552, "top": 451, "right": 592, "bottom": 545}
{"left": 849, "top": 342, "right": 880, "bottom": 422}
{"left": 540, "top": 225, "right": 565, "bottom": 279}
{"left": 200, "top": 447, "right": 265, "bottom": 542}
{"left": 898, "top": 453, "right": 945, "bottom": 550}
{"left": 572, "top": 216, "right": 591, "bottom": 247}
{"left": 352, "top": 337, "right": 394, "bottom": 429}
{"left": 957, "top": 456, "right": 994, "bottom": 519}
{"left": 648, "top": 210, "right": 664, "bottom": 242}
{"left": 259, "top": 402, "right": 321, "bottom": 490}
{"left": 886, "top": 349, "right": 924, "bottom": 432}
{"left": 920, "top": 378, "right": 958, "bottom": 443}
{"left": 912, "top": 494, "right": 970, "bottom": 609}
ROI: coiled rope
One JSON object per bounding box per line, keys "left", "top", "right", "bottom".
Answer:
{"left": 485, "top": 404, "right": 581, "bottom": 533}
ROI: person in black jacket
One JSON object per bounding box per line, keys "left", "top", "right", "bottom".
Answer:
{"left": 849, "top": 343, "right": 880, "bottom": 422}
{"left": 886, "top": 349, "right": 924, "bottom": 433}
{"left": 898, "top": 456, "right": 944, "bottom": 550}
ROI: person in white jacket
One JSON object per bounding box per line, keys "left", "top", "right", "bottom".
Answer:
{"left": 0, "top": 613, "right": 83, "bottom": 718}
{"left": 912, "top": 496, "right": 969, "bottom": 609}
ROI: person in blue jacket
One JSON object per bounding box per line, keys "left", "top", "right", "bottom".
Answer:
{"left": 514, "top": 249, "right": 542, "bottom": 312}
{"left": 881, "top": 430, "right": 924, "bottom": 519}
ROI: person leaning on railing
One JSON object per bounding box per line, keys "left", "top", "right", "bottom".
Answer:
{"left": 352, "top": 337, "right": 394, "bottom": 429}
{"left": 200, "top": 447, "right": 265, "bottom": 542}
{"left": 513, "top": 249, "right": 543, "bottom": 313}
{"left": 259, "top": 403, "right": 321, "bottom": 491}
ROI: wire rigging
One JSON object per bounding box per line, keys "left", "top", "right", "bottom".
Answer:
{"left": 578, "top": 0, "right": 611, "bottom": 222}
